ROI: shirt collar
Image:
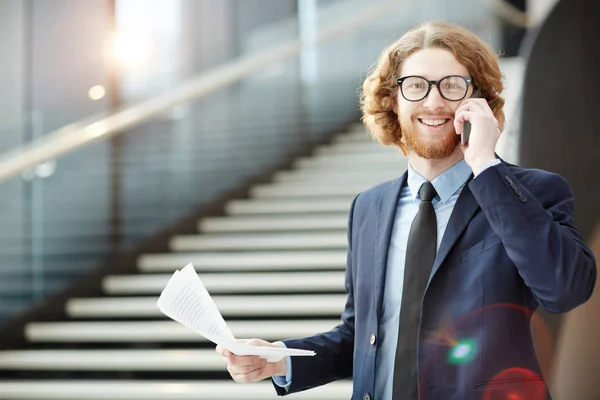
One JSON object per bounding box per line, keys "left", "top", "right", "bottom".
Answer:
{"left": 407, "top": 159, "right": 473, "bottom": 203}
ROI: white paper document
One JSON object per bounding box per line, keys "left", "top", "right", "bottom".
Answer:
{"left": 156, "top": 263, "right": 316, "bottom": 362}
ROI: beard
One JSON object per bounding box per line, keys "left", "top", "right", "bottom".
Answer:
{"left": 399, "top": 113, "right": 460, "bottom": 159}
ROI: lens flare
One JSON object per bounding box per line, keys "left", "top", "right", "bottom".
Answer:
{"left": 448, "top": 338, "right": 478, "bottom": 364}
{"left": 482, "top": 368, "right": 546, "bottom": 400}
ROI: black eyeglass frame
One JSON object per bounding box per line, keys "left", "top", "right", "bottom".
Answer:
{"left": 396, "top": 75, "right": 474, "bottom": 102}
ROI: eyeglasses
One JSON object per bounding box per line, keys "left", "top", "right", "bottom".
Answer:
{"left": 396, "top": 75, "right": 474, "bottom": 102}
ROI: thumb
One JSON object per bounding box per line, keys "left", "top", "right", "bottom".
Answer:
{"left": 265, "top": 355, "right": 288, "bottom": 377}
{"left": 245, "top": 338, "right": 271, "bottom": 347}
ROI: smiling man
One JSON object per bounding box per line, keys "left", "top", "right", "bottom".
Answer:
{"left": 216, "top": 21, "right": 596, "bottom": 400}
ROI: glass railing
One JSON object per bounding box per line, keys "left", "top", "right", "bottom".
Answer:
{"left": 0, "top": 0, "right": 505, "bottom": 322}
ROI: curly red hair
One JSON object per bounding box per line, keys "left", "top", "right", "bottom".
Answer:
{"left": 359, "top": 21, "right": 505, "bottom": 155}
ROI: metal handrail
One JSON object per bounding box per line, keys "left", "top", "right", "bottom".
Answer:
{"left": 0, "top": 0, "right": 528, "bottom": 184}
{"left": 0, "top": 0, "right": 407, "bottom": 184}
{"left": 489, "top": 0, "right": 530, "bottom": 28}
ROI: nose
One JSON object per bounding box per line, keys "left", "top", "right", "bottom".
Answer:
{"left": 422, "top": 85, "right": 445, "bottom": 110}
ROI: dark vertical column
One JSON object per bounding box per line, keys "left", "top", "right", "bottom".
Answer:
{"left": 518, "top": 0, "right": 600, "bottom": 396}
{"left": 519, "top": 0, "right": 600, "bottom": 240}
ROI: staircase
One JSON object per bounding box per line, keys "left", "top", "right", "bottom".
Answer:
{"left": 0, "top": 125, "right": 407, "bottom": 399}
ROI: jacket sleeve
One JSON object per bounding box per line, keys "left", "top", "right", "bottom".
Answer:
{"left": 272, "top": 194, "right": 358, "bottom": 396}
{"left": 468, "top": 162, "right": 596, "bottom": 313}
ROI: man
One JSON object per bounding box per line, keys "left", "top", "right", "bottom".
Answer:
{"left": 216, "top": 21, "right": 596, "bottom": 400}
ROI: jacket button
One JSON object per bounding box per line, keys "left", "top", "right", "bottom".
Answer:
{"left": 363, "top": 393, "right": 371, "bottom": 400}
{"left": 369, "top": 334, "right": 376, "bottom": 346}
{"left": 519, "top": 195, "right": 528, "bottom": 203}
{"left": 504, "top": 175, "right": 514, "bottom": 185}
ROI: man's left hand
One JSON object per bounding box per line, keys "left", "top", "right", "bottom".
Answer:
{"left": 454, "top": 97, "right": 500, "bottom": 175}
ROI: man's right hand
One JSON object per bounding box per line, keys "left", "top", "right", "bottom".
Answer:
{"left": 216, "top": 338, "right": 287, "bottom": 383}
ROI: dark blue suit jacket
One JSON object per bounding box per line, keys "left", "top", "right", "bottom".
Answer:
{"left": 276, "top": 161, "right": 596, "bottom": 400}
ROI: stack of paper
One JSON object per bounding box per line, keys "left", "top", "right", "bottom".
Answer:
{"left": 156, "top": 263, "right": 316, "bottom": 362}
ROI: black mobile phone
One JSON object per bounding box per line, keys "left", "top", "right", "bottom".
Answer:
{"left": 461, "top": 89, "right": 482, "bottom": 145}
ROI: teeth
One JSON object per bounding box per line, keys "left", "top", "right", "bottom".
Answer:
{"left": 421, "top": 119, "right": 447, "bottom": 127}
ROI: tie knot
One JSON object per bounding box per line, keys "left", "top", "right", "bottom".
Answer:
{"left": 419, "top": 181, "right": 437, "bottom": 202}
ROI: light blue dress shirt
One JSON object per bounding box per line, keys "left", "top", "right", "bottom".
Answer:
{"left": 273, "top": 159, "right": 500, "bottom": 395}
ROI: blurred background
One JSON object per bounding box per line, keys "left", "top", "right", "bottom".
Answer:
{"left": 0, "top": 0, "right": 598, "bottom": 399}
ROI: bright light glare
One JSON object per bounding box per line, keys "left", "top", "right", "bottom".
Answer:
{"left": 88, "top": 85, "right": 106, "bottom": 100}
{"left": 109, "top": 33, "right": 154, "bottom": 71}
{"left": 448, "top": 338, "right": 477, "bottom": 364}
{"left": 453, "top": 344, "right": 471, "bottom": 358}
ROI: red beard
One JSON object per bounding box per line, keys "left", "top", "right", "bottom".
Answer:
{"left": 400, "top": 114, "right": 460, "bottom": 159}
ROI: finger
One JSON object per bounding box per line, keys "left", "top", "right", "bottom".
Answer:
{"left": 454, "top": 101, "right": 474, "bottom": 121}
{"left": 232, "top": 366, "right": 269, "bottom": 383}
{"left": 473, "top": 98, "right": 494, "bottom": 117}
{"left": 246, "top": 338, "right": 269, "bottom": 347}
{"left": 227, "top": 365, "right": 263, "bottom": 382}
{"left": 228, "top": 361, "right": 265, "bottom": 376}
{"left": 456, "top": 98, "right": 483, "bottom": 116}
{"left": 461, "top": 98, "right": 493, "bottom": 117}
{"left": 215, "top": 345, "right": 228, "bottom": 358}
{"left": 228, "top": 354, "right": 264, "bottom": 367}
{"left": 453, "top": 110, "right": 476, "bottom": 134}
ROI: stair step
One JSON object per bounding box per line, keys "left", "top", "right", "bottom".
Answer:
{"left": 272, "top": 169, "right": 402, "bottom": 183}
{"left": 249, "top": 183, "right": 367, "bottom": 198}
{"left": 170, "top": 232, "right": 346, "bottom": 251}
{"left": 67, "top": 294, "right": 346, "bottom": 318}
{"left": 296, "top": 152, "right": 400, "bottom": 165}
{"left": 25, "top": 320, "right": 340, "bottom": 342}
{"left": 289, "top": 164, "right": 403, "bottom": 175}
{"left": 138, "top": 250, "right": 345, "bottom": 272}
{"left": 332, "top": 131, "right": 370, "bottom": 143}
{"left": 0, "top": 349, "right": 228, "bottom": 371}
{"left": 313, "top": 142, "right": 392, "bottom": 155}
{"left": 0, "top": 380, "right": 351, "bottom": 399}
{"left": 225, "top": 198, "right": 353, "bottom": 214}
{"left": 294, "top": 157, "right": 403, "bottom": 169}
{"left": 137, "top": 250, "right": 346, "bottom": 272}
{"left": 104, "top": 271, "right": 346, "bottom": 295}
{"left": 347, "top": 122, "right": 366, "bottom": 131}
{"left": 199, "top": 214, "right": 348, "bottom": 232}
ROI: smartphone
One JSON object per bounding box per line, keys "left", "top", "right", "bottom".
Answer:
{"left": 461, "top": 89, "right": 482, "bottom": 145}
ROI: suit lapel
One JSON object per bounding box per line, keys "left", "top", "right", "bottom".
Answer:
{"left": 427, "top": 176, "right": 480, "bottom": 288}
{"left": 374, "top": 172, "right": 406, "bottom": 324}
